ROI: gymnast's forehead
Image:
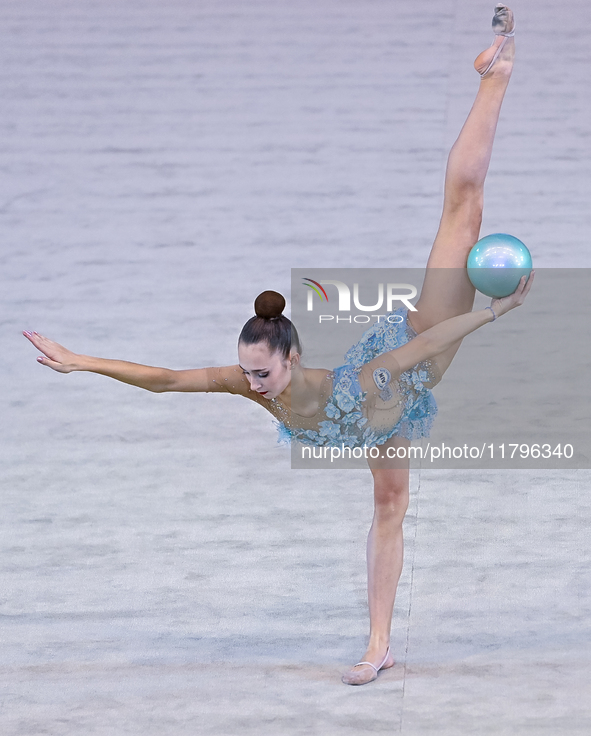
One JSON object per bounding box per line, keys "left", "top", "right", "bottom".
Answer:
{"left": 238, "top": 341, "right": 285, "bottom": 366}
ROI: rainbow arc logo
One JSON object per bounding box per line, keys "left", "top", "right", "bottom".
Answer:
{"left": 302, "top": 278, "right": 329, "bottom": 302}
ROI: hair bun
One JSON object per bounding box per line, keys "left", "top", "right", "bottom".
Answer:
{"left": 254, "top": 291, "right": 285, "bottom": 320}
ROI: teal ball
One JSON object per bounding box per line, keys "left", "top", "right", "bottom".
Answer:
{"left": 467, "top": 233, "right": 532, "bottom": 298}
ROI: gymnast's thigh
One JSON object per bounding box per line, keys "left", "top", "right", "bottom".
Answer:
{"left": 367, "top": 435, "right": 411, "bottom": 473}
{"left": 411, "top": 216, "right": 480, "bottom": 333}
{"left": 411, "top": 265, "right": 476, "bottom": 333}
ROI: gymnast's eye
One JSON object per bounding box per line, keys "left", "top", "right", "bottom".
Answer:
{"left": 258, "top": 372, "right": 269, "bottom": 378}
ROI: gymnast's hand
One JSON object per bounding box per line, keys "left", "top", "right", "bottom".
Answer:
{"left": 490, "top": 271, "right": 535, "bottom": 319}
{"left": 22, "top": 331, "right": 79, "bottom": 373}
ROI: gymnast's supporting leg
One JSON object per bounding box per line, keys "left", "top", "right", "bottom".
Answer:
{"left": 412, "top": 12, "right": 515, "bottom": 345}
{"left": 342, "top": 439, "right": 409, "bottom": 685}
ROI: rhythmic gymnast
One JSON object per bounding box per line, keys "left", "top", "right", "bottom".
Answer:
{"left": 24, "top": 5, "right": 532, "bottom": 685}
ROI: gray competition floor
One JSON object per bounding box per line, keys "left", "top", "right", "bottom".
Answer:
{"left": 2, "top": 1, "right": 591, "bottom": 734}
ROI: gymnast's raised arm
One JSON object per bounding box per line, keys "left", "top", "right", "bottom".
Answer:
{"left": 22, "top": 330, "right": 222, "bottom": 393}
{"left": 368, "top": 272, "right": 535, "bottom": 377}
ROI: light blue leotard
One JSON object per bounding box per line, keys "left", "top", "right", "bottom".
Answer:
{"left": 276, "top": 307, "right": 438, "bottom": 448}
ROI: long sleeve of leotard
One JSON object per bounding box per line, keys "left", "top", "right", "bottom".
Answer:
{"left": 204, "top": 365, "right": 253, "bottom": 395}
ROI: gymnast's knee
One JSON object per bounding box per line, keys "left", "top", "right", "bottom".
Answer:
{"left": 372, "top": 470, "right": 410, "bottom": 519}
{"left": 443, "top": 187, "right": 484, "bottom": 229}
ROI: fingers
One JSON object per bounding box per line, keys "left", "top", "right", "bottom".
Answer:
{"left": 23, "top": 330, "right": 77, "bottom": 373}
{"left": 36, "top": 355, "right": 63, "bottom": 371}
{"left": 23, "top": 330, "right": 49, "bottom": 354}
{"left": 23, "top": 330, "right": 63, "bottom": 366}
{"left": 23, "top": 330, "right": 44, "bottom": 354}
{"left": 514, "top": 270, "right": 535, "bottom": 303}
{"left": 490, "top": 270, "right": 534, "bottom": 317}
{"left": 23, "top": 330, "right": 48, "bottom": 347}
{"left": 522, "top": 269, "right": 535, "bottom": 297}
{"left": 23, "top": 330, "right": 60, "bottom": 352}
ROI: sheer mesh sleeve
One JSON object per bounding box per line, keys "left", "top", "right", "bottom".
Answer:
{"left": 204, "top": 365, "right": 253, "bottom": 396}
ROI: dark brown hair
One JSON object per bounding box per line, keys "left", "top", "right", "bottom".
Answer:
{"left": 238, "top": 291, "right": 302, "bottom": 359}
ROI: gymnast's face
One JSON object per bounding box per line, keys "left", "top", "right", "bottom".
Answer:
{"left": 238, "top": 341, "right": 294, "bottom": 400}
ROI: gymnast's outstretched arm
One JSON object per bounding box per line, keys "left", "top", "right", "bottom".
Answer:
{"left": 22, "top": 330, "right": 221, "bottom": 393}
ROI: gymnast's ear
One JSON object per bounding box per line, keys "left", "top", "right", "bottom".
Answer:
{"left": 289, "top": 350, "right": 301, "bottom": 369}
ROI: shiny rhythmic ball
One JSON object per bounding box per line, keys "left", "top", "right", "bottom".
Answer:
{"left": 467, "top": 233, "right": 533, "bottom": 298}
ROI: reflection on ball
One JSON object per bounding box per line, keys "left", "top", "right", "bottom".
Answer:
{"left": 467, "top": 233, "right": 532, "bottom": 298}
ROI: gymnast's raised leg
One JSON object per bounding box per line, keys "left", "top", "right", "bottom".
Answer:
{"left": 342, "top": 5, "right": 515, "bottom": 685}
{"left": 412, "top": 4, "right": 515, "bottom": 355}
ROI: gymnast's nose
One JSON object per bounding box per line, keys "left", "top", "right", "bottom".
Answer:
{"left": 249, "top": 376, "right": 262, "bottom": 391}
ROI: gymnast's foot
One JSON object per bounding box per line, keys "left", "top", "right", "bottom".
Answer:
{"left": 341, "top": 644, "right": 395, "bottom": 686}
{"left": 474, "top": 4, "right": 515, "bottom": 80}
